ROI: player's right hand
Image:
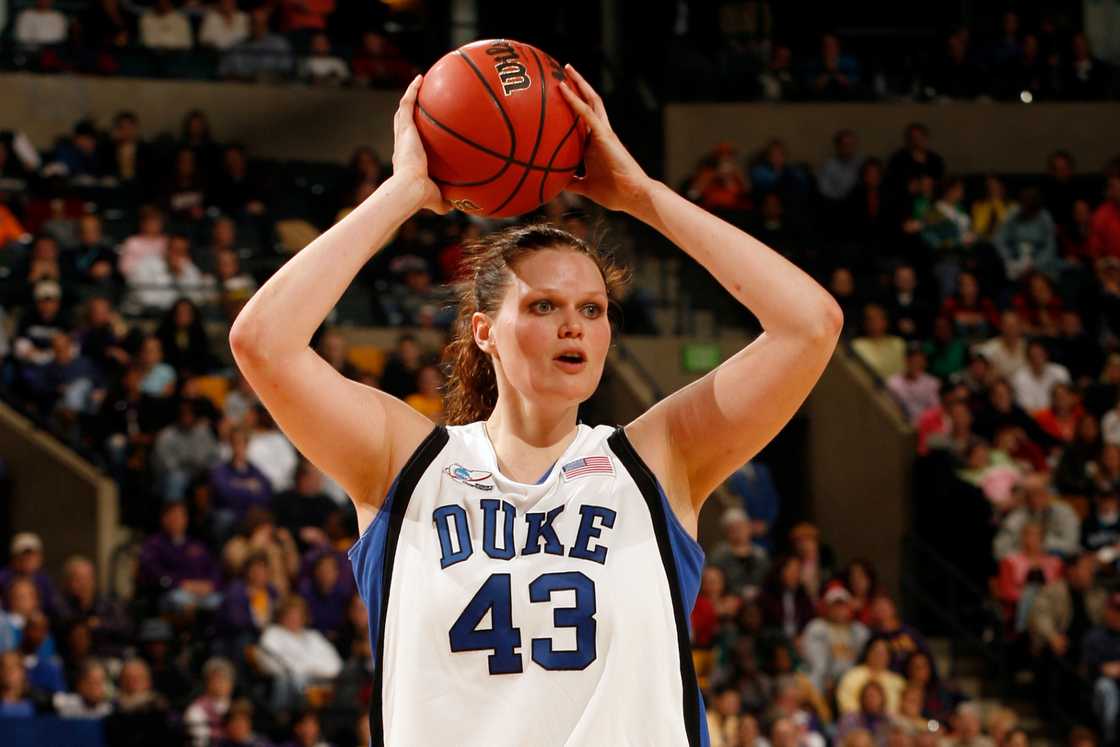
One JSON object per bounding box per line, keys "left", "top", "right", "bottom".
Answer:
{"left": 392, "top": 75, "right": 451, "bottom": 214}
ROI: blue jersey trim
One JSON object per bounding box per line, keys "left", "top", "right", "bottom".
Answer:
{"left": 348, "top": 474, "right": 401, "bottom": 672}
{"left": 607, "top": 427, "right": 709, "bottom": 747}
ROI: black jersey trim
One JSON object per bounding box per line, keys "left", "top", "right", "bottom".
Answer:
{"left": 606, "top": 426, "right": 703, "bottom": 747}
{"left": 371, "top": 425, "right": 450, "bottom": 747}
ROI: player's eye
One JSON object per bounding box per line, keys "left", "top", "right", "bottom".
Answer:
{"left": 581, "top": 304, "right": 603, "bottom": 319}
{"left": 531, "top": 299, "right": 554, "bottom": 313}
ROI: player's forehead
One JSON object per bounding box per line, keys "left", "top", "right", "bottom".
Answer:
{"left": 506, "top": 247, "right": 607, "bottom": 299}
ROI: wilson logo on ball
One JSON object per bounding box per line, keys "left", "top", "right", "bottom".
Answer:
{"left": 450, "top": 198, "right": 482, "bottom": 212}
{"left": 486, "top": 40, "right": 531, "bottom": 96}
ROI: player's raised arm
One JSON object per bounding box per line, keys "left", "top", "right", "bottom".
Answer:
{"left": 229, "top": 76, "right": 448, "bottom": 531}
{"left": 559, "top": 66, "right": 842, "bottom": 527}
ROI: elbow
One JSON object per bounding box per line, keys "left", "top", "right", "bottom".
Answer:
{"left": 805, "top": 296, "right": 844, "bottom": 342}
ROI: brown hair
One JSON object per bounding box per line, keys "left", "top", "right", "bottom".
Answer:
{"left": 442, "top": 223, "right": 628, "bottom": 425}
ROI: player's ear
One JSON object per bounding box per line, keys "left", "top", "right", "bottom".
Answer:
{"left": 471, "top": 311, "right": 496, "bottom": 355}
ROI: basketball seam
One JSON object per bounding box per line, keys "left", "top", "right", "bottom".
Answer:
{"left": 491, "top": 46, "right": 549, "bottom": 215}
{"left": 538, "top": 116, "right": 581, "bottom": 204}
{"left": 417, "top": 102, "right": 581, "bottom": 181}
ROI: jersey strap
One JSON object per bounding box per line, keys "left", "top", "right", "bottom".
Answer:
{"left": 606, "top": 427, "right": 706, "bottom": 747}
{"left": 369, "top": 425, "right": 450, "bottom": 747}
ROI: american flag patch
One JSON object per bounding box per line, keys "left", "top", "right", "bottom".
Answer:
{"left": 560, "top": 456, "right": 614, "bottom": 480}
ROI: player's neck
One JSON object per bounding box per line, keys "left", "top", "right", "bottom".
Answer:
{"left": 484, "top": 399, "right": 580, "bottom": 483}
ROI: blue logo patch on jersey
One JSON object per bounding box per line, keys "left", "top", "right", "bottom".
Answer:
{"left": 444, "top": 463, "right": 495, "bottom": 491}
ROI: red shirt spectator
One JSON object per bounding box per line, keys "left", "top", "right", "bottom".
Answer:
{"left": 1011, "top": 272, "right": 1063, "bottom": 338}
{"left": 938, "top": 272, "right": 999, "bottom": 342}
{"left": 996, "top": 522, "right": 1062, "bottom": 612}
{"left": 280, "top": 0, "right": 334, "bottom": 32}
{"left": 351, "top": 31, "right": 417, "bottom": 88}
{"left": 1033, "top": 382, "right": 1084, "bottom": 443}
{"left": 1089, "top": 176, "right": 1120, "bottom": 260}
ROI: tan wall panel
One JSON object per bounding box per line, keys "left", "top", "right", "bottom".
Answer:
{"left": 0, "top": 403, "right": 118, "bottom": 589}
{"left": 0, "top": 73, "right": 400, "bottom": 162}
{"left": 665, "top": 102, "right": 1120, "bottom": 187}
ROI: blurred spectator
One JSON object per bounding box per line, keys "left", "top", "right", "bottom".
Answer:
{"left": 886, "top": 124, "right": 945, "bottom": 194}
{"left": 153, "top": 397, "right": 220, "bottom": 502}
{"left": 55, "top": 555, "right": 130, "bottom": 657}
{"left": 273, "top": 461, "right": 339, "bottom": 552}
{"left": 156, "top": 299, "right": 218, "bottom": 377}
{"left": 789, "top": 522, "right": 833, "bottom": 601}
{"left": 378, "top": 333, "right": 422, "bottom": 399}
{"left": 724, "top": 459, "right": 781, "bottom": 551}
{"left": 941, "top": 272, "right": 1000, "bottom": 344}
{"left": 216, "top": 249, "right": 257, "bottom": 314}
{"left": 836, "top": 638, "right": 906, "bottom": 715}
{"left": 866, "top": 596, "right": 933, "bottom": 674}
{"left": 217, "top": 552, "right": 276, "bottom": 648}
{"left": 1089, "top": 176, "right": 1120, "bottom": 261}
{"left": 1085, "top": 592, "right": 1120, "bottom": 745}
{"left": 222, "top": 507, "right": 298, "bottom": 597}
{"left": 748, "top": 140, "right": 808, "bottom": 211}
{"left": 1064, "top": 199, "right": 1096, "bottom": 262}
{"left": 218, "top": 698, "right": 270, "bottom": 747}
{"left": 692, "top": 566, "right": 737, "bottom": 649}
{"left": 835, "top": 680, "right": 891, "bottom": 741}
{"left": 1034, "top": 382, "right": 1085, "bottom": 443}
{"left": 220, "top": 9, "right": 294, "bottom": 81}
{"left": 1052, "top": 311, "right": 1101, "bottom": 383}
{"left": 709, "top": 508, "right": 769, "bottom": 597}
{"left": 685, "top": 144, "right": 753, "bottom": 213}
{"left": 405, "top": 364, "right": 445, "bottom": 423}
{"left": 139, "top": 0, "right": 191, "bottom": 51}
{"left": 758, "top": 44, "right": 799, "bottom": 102}
{"left": 972, "top": 175, "right": 1014, "bottom": 242}
{"left": 118, "top": 206, "right": 170, "bottom": 278}
{"left": 138, "top": 501, "right": 222, "bottom": 612}
{"left": 298, "top": 552, "right": 350, "bottom": 645}
{"left": 242, "top": 403, "right": 299, "bottom": 492}
{"left": 162, "top": 148, "right": 208, "bottom": 222}
{"left": 282, "top": 709, "right": 330, "bottom": 747}
{"left": 807, "top": 33, "right": 861, "bottom": 100}
{"left": 1012, "top": 272, "right": 1063, "bottom": 338}
{"left": 905, "top": 650, "right": 958, "bottom": 722}
{"left": 299, "top": 33, "right": 349, "bottom": 85}
{"left": 1043, "top": 151, "right": 1080, "bottom": 231}
{"left": 350, "top": 32, "right": 417, "bottom": 88}
{"left": 957, "top": 438, "right": 1022, "bottom": 512}
{"left": 0, "top": 651, "right": 34, "bottom": 717}
{"left": 803, "top": 583, "right": 870, "bottom": 694}
{"left": 1029, "top": 553, "right": 1102, "bottom": 710}
{"left": 179, "top": 110, "right": 222, "bottom": 180}
{"left": 758, "top": 556, "right": 814, "bottom": 640}
{"left": 136, "top": 335, "right": 177, "bottom": 398}
{"left": 945, "top": 702, "right": 994, "bottom": 747}
{"left": 817, "top": 129, "right": 863, "bottom": 202}
{"left": 1065, "top": 33, "right": 1110, "bottom": 101}
{"left": 211, "top": 426, "right": 273, "bottom": 531}
{"left": 993, "top": 472, "right": 1081, "bottom": 560}
{"left": 705, "top": 687, "right": 741, "bottom": 747}
{"left": 888, "top": 345, "right": 940, "bottom": 424}
{"left": 223, "top": 371, "right": 258, "bottom": 428}
{"left": 53, "top": 658, "right": 113, "bottom": 718}
{"left": 994, "top": 188, "right": 1059, "bottom": 282}
{"left": 20, "top": 608, "right": 66, "bottom": 693}
{"left": 45, "top": 119, "right": 106, "bottom": 181}
{"left": 125, "top": 233, "right": 216, "bottom": 313}
{"left": 852, "top": 304, "right": 906, "bottom": 380}
{"left": 14, "top": 0, "right": 68, "bottom": 48}
{"left": 279, "top": 0, "right": 334, "bottom": 35}
{"left": 928, "top": 28, "right": 984, "bottom": 99}
{"left": 107, "top": 111, "right": 153, "bottom": 191}
{"left": 210, "top": 145, "right": 268, "bottom": 218}
{"left": 996, "top": 522, "right": 1063, "bottom": 626}
{"left": 78, "top": 0, "right": 131, "bottom": 63}
{"left": 200, "top": 0, "right": 249, "bottom": 51}
{"left": 1012, "top": 340, "right": 1071, "bottom": 413}
{"left": 1082, "top": 491, "right": 1120, "bottom": 556}
{"left": 974, "top": 311, "right": 1027, "bottom": 380}
{"left": 184, "top": 657, "right": 236, "bottom": 747}
{"left": 0, "top": 532, "right": 59, "bottom": 617}
{"left": 924, "top": 315, "right": 968, "bottom": 380}
{"left": 107, "top": 657, "right": 174, "bottom": 744}
{"left": 257, "top": 595, "right": 341, "bottom": 711}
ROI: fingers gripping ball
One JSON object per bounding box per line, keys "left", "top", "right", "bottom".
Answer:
{"left": 415, "top": 39, "right": 587, "bottom": 218}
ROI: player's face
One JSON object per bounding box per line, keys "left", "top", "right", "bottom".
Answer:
{"left": 487, "top": 248, "right": 610, "bottom": 409}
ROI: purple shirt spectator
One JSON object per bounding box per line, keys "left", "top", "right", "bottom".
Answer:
{"left": 138, "top": 503, "right": 221, "bottom": 594}
{"left": 887, "top": 347, "right": 941, "bottom": 425}
{"left": 210, "top": 460, "right": 273, "bottom": 521}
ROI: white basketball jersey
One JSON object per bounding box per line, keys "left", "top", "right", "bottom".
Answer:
{"left": 349, "top": 422, "right": 709, "bottom": 747}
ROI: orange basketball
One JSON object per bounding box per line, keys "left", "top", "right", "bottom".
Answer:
{"left": 414, "top": 39, "right": 587, "bottom": 218}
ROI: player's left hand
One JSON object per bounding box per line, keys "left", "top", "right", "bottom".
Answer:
{"left": 558, "top": 64, "right": 653, "bottom": 214}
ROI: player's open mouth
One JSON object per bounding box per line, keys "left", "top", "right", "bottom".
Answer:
{"left": 554, "top": 351, "right": 587, "bottom": 371}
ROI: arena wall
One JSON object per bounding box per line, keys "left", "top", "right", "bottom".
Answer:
{"left": 0, "top": 402, "right": 118, "bottom": 590}
{"left": 665, "top": 101, "right": 1120, "bottom": 186}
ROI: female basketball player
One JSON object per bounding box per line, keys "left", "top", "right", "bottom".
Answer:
{"left": 229, "top": 67, "right": 842, "bottom": 747}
